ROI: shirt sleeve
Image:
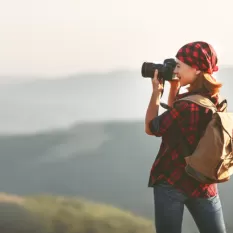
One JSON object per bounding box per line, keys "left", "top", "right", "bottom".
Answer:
{"left": 149, "top": 100, "right": 197, "bottom": 137}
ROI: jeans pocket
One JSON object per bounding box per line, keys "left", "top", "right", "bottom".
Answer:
{"left": 195, "top": 195, "right": 222, "bottom": 212}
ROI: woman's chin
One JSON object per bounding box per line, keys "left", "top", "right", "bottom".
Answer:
{"left": 180, "top": 81, "right": 189, "bottom": 87}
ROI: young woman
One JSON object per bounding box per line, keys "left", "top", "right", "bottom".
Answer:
{"left": 145, "top": 41, "right": 227, "bottom": 233}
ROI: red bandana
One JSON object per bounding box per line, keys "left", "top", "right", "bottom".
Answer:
{"left": 175, "top": 41, "right": 218, "bottom": 74}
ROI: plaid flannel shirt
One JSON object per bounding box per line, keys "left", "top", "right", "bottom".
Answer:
{"left": 148, "top": 91, "right": 218, "bottom": 198}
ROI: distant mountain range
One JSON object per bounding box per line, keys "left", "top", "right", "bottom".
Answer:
{"left": 1, "top": 67, "right": 233, "bottom": 134}
{"left": 0, "top": 70, "right": 155, "bottom": 133}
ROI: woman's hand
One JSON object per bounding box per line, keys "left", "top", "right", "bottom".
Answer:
{"left": 151, "top": 70, "right": 163, "bottom": 94}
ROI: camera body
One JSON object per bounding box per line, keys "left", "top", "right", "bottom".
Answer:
{"left": 141, "top": 58, "right": 177, "bottom": 81}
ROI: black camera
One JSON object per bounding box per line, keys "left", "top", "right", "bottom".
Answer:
{"left": 141, "top": 58, "right": 177, "bottom": 81}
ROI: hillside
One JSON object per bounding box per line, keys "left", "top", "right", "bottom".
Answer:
{"left": 0, "top": 193, "right": 154, "bottom": 233}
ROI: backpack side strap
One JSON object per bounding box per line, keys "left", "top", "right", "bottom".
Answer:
{"left": 174, "top": 94, "right": 218, "bottom": 112}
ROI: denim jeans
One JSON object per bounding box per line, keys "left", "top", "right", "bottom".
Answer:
{"left": 153, "top": 181, "right": 227, "bottom": 233}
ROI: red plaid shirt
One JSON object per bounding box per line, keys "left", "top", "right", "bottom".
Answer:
{"left": 148, "top": 91, "right": 219, "bottom": 198}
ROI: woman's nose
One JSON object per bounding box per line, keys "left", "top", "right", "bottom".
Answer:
{"left": 173, "top": 67, "right": 178, "bottom": 74}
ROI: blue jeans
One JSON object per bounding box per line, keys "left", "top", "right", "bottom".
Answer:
{"left": 153, "top": 181, "right": 227, "bottom": 233}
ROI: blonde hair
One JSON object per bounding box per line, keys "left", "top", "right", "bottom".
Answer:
{"left": 187, "top": 72, "right": 222, "bottom": 96}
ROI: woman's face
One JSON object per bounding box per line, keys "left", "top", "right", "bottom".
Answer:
{"left": 174, "top": 59, "right": 200, "bottom": 86}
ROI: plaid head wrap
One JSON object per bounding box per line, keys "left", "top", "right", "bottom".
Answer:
{"left": 175, "top": 41, "right": 218, "bottom": 74}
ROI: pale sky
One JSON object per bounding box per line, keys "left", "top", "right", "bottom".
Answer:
{"left": 0, "top": 0, "right": 233, "bottom": 78}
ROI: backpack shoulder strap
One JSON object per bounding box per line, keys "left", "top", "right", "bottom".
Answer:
{"left": 174, "top": 94, "right": 218, "bottom": 112}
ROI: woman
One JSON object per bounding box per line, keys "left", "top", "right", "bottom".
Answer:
{"left": 145, "top": 41, "right": 227, "bottom": 233}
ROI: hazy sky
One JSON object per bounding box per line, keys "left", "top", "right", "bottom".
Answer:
{"left": 1, "top": 0, "right": 233, "bottom": 77}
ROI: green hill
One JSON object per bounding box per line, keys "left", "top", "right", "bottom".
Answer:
{"left": 0, "top": 193, "right": 154, "bottom": 233}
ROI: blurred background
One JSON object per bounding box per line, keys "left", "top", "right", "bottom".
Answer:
{"left": 0, "top": 0, "right": 233, "bottom": 232}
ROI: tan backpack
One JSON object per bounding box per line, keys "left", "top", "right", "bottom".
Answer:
{"left": 174, "top": 94, "right": 233, "bottom": 184}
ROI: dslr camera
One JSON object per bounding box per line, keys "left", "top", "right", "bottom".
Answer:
{"left": 141, "top": 58, "right": 177, "bottom": 81}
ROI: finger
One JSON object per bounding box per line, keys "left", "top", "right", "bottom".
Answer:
{"left": 153, "top": 69, "right": 158, "bottom": 79}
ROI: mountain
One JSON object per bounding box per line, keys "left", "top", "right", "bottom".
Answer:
{"left": 0, "top": 120, "right": 156, "bottom": 217}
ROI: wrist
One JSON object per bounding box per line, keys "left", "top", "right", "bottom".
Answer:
{"left": 152, "top": 91, "right": 162, "bottom": 99}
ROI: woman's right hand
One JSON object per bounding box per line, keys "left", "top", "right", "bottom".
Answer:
{"left": 151, "top": 69, "right": 164, "bottom": 94}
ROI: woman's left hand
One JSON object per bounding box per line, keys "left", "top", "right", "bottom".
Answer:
{"left": 151, "top": 69, "right": 163, "bottom": 94}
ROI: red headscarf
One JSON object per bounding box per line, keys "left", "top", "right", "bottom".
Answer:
{"left": 175, "top": 41, "right": 218, "bottom": 74}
